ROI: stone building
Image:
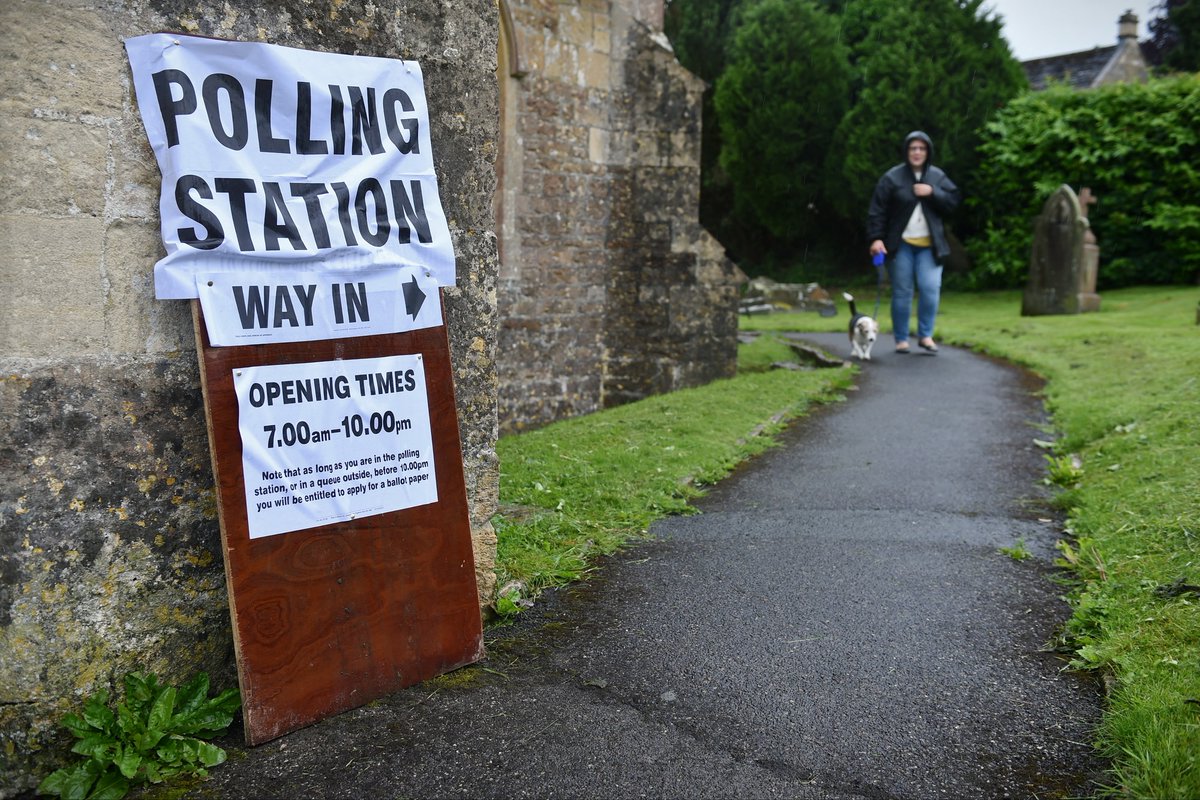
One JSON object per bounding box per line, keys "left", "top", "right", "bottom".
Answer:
{"left": 0, "top": 1, "right": 499, "bottom": 792}
{"left": 1022, "top": 11, "right": 1150, "bottom": 90}
{"left": 495, "top": 0, "right": 743, "bottom": 432}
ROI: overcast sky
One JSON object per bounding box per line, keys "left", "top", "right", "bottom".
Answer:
{"left": 983, "top": 0, "right": 1159, "bottom": 60}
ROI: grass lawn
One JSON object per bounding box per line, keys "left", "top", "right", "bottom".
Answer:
{"left": 494, "top": 285, "right": 1200, "bottom": 798}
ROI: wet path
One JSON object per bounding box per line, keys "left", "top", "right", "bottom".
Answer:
{"left": 191, "top": 334, "right": 1104, "bottom": 799}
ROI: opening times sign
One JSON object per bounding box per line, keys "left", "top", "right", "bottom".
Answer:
{"left": 234, "top": 354, "right": 437, "bottom": 538}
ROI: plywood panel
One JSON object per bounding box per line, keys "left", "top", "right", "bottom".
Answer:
{"left": 193, "top": 298, "right": 483, "bottom": 745}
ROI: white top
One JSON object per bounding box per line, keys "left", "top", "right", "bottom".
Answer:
{"left": 903, "top": 171, "right": 931, "bottom": 241}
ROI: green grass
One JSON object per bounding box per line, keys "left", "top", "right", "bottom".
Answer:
{"left": 737, "top": 286, "right": 1200, "bottom": 798}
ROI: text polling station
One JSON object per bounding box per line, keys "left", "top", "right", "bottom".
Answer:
{"left": 124, "top": 34, "right": 456, "bottom": 303}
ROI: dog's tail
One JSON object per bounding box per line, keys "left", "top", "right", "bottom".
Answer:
{"left": 842, "top": 291, "right": 859, "bottom": 317}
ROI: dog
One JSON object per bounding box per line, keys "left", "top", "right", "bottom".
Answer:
{"left": 843, "top": 292, "right": 879, "bottom": 361}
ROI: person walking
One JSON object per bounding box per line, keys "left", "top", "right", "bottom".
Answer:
{"left": 867, "top": 131, "right": 960, "bottom": 354}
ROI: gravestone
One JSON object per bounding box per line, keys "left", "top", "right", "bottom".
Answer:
{"left": 1022, "top": 184, "right": 1101, "bottom": 315}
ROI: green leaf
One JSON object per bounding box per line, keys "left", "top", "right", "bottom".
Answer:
{"left": 53, "top": 760, "right": 101, "bottom": 800}
{"left": 170, "top": 687, "right": 241, "bottom": 735}
{"left": 133, "top": 727, "right": 166, "bottom": 752}
{"left": 80, "top": 691, "right": 115, "bottom": 734}
{"left": 61, "top": 713, "right": 93, "bottom": 740}
{"left": 84, "top": 769, "right": 130, "bottom": 800}
{"left": 71, "top": 732, "right": 118, "bottom": 765}
{"left": 142, "top": 759, "right": 163, "bottom": 784}
{"left": 147, "top": 686, "right": 176, "bottom": 734}
{"left": 36, "top": 766, "right": 74, "bottom": 797}
{"left": 174, "top": 672, "right": 209, "bottom": 715}
{"left": 114, "top": 745, "right": 142, "bottom": 780}
{"left": 122, "top": 673, "right": 158, "bottom": 716}
{"left": 195, "top": 740, "right": 228, "bottom": 768}
{"left": 155, "top": 737, "right": 182, "bottom": 766}
{"left": 115, "top": 703, "right": 142, "bottom": 740}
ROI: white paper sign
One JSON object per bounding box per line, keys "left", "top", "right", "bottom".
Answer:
{"left": 197, "top": 265, "right": 442, "bottom": 345}
{"left": 124, "top": 34, "right": 457, "bottom": 299}
{"left": 234, "top": 355, "right": 438, "bottom": 538}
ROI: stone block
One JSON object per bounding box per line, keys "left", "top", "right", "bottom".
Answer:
{"left": 0, "top": 115, "right": 109, "bottom": 216}
{"left": 103, "top": 219, "right": 195, "bottom": 355}
{"left": 588, "top": 126, "right": 610, "bottom": 164}
{"left": 580, "top": 48, "right": 611, "bottom": 90}
{"left": 0, "top": 1, "right": 124, "bottom": 120}
{"left": 0, "top": 214, "right": 108, "bottom": 357}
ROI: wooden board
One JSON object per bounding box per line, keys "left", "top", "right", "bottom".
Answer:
{"left": 193, "top": 298, "right": 484, "bottom": 745}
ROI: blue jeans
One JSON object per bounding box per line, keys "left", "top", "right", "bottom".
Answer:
{"left": 889, "top": 241, "right": 942, "bottom": 343}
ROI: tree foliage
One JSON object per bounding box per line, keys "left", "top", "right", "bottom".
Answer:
{"left": 827, "top": 0, "right": 1025, "bottom": 225}
{"left": 667, "top": 0, "right": 1026, "bottom": 279}
{"left": 713, "top": 0, "right": 850, "bottom": 247}
{"left": 663, "top": 0, "right": 747, "bottom": 84}
{"left": 965, "top": 75, "right": 1200, "bottom": 288}
{"left": 1148, "top": 0, "right": 1200, "bottom": 72}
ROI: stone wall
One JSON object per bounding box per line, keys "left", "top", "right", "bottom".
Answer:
{"left": 496, "top": 0, "right": 742, "bottom": 432}
{"left": 0, "top": 1, "right": 499, "bottom": 794}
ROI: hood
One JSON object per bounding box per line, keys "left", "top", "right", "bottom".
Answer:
{"left": 903, "top": 130, "right": 933, "bottom": 160}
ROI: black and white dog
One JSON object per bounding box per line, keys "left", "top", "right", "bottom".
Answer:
{"left": 843, "top": 292, "right": 879, "bottom": 361}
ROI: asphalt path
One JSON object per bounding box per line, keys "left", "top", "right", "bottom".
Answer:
{"left": 190, "top": 333, "right": 1105, "bottom": 800}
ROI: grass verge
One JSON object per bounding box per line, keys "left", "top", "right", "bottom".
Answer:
{"left": 492, "top": 334, "right": 854, "bottom": 613}
{"left": 741, "top": 285, "right": 1200, "bottom": 798}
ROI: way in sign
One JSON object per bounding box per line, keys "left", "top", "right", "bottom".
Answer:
{"left": 233, "top": 282, "right": 368, "bottom": 329}
{"left": 230, "top": 274, "right": 427, "bottom": 330}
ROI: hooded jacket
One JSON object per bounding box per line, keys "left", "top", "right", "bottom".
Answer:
{"left": 866, "top": 131, "right": 961, "bottom": 263}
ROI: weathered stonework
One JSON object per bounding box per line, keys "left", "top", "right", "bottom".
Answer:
{"left": 0, "top": 1, "right": 499, "bottom": 794}
{"left": 495, "top": 0, "right": 743, "bottom": 432}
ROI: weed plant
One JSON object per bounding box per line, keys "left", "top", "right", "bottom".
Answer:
{"left": 743, "top": 286, "right": 1200, "bottom": 798}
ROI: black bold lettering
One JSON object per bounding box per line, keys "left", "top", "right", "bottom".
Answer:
{"left": 213, "top": 178, "right": 258, "bottom": 251}
{"left": 233, "top": 286, "right": 270, "bottom": 329}
{"left": 382, "top": 88, "right": 420, "bottom": 154}
{"left": 344, "top": 282, "right": 369, "bottom": 323}
{"left": 152, "top": 69, "right": 196, "bottom": 148}
{"left": 295, "top": 82, "right": 328, "bottom": 155}
{"left": 329, "top": 86, "right": 347, "bottom": 155}
{"left": 262, "top": 182, "right": 306, "bottom": 251}
{"left": 331, "top": 182, "right": 357, "bottom": 246}
{"left": 355, "top": 179, "right": 390, "bottom": 246}
{"left": 291, "top": 184, "right": 332, "bottom": 248}
{"left": 389, "top": 179, "right": 433, "bottom": 244}
{"left": 348, "top": 87, "right": 384, "bottom": 155}
{"left": 273, "top": 288, "right": 298, "bottom": 328}
{"left": 201, "top": 74, "right": 249, "bottom": 150}
{"left": 293, "top": 285, "right": 317, "bottom": 326}
{"left": 175, "top": 175, "right": 223, "bottom": 250}
{"left": 254, "top": 79, "right": 290, "bottom": 154}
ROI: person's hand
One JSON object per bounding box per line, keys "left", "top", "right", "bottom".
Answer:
{"left": 869, "top": 240, "right": 887, "bottom": 258}
{"left": 913, "top": 183, "right": 933, "bottom": 198}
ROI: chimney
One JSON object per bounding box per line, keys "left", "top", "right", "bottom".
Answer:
{"left": 1119, "top": 10, "right": 1138, "bottom": 40}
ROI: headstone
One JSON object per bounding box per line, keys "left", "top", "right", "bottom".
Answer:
{"left": 1022, "top": 184, "right": 1102, "bottom": 315}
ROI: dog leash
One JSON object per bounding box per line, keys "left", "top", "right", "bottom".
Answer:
{"left": 872, "top": 252, "right": 887, "bottom": 319}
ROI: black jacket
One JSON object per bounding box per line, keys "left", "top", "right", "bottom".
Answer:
{"left": 867, "top": 162, "right": 961, "bottom": 264}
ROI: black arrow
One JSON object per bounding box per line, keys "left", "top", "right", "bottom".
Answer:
{"left": 402, "top": 274, "right": 426, "bottom": 320}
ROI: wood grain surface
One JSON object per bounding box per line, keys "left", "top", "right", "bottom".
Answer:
{"left": 193, "top": 299, "right": 484, "bottom": 745}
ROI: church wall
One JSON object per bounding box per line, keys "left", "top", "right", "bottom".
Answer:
{"left": 496, "top": 0, "right": 741, "bottom": 433}
{"left": 0, "top": 1, "right": 499, "bottom": 792}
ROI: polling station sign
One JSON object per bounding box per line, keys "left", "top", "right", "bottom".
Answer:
{"left": 234, "top": 354, "right": 438, "bottom": 539}
{"left": 125, "top": 34, "right": 456, "bottom": 300}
